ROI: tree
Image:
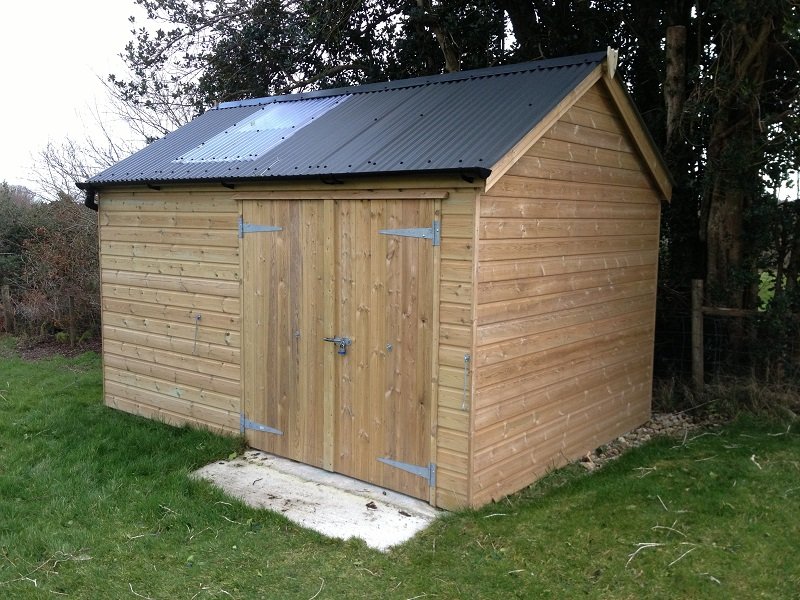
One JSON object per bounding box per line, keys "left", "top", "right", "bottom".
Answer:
{"left": 112, "top": 0, "right": 800, "bottom": 373}
{"left": 694, "top": 1, "right": 799, "bottom": 310}
{"left": 111, "top": 1, "right": 508, "bottom": 116}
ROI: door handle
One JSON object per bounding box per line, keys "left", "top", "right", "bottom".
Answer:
{"left": 322, "top": 336, "right": 352, "bottom": 355}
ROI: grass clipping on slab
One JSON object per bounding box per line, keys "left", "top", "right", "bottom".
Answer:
{"left": 0, "top": 342, "right": 798, "bottom": 599}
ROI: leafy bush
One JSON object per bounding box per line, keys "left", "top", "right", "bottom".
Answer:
{"left": 0, "top": 184, "right": 99, "bottom": 343}
{"left": 0, "top": 183, "right": 35, "bottom": 287}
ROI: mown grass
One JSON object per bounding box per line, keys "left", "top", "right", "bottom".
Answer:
{"left": 0, "top": 339, "right": 798, "bottom": 599}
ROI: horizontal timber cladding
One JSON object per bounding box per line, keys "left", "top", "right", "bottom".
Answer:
{"left": 435, "top": 188, "right": 479, "bottom": 510}
{"left": 99, "top": 189, "right": 242, "bottom": 433}
{"left": 471, "top": 390, "right": 650, "bottom": 507}
{"left": 470, "top": 79, "right": 661, "bottom": 505}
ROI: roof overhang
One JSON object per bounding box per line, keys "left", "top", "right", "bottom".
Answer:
{"left": 76, "top": 167, "right": 492, "bottom": 210}
{"left": 600, "top": 72, "right": 673, "bottom": 202}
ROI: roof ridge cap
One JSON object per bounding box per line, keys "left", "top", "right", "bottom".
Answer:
{"left": 216, "top": 50, "right": 607, "bottom": 110}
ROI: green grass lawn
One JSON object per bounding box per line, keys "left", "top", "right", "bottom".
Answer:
{"left": 0, "top": 338, "right": 798, "bottom": 599}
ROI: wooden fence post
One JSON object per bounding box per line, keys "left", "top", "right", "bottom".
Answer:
{"left": 1, "top": 284, "right": 14, "bottom": 334}
{"left": 691, "top": 279, "right": 704, "bottom": 390}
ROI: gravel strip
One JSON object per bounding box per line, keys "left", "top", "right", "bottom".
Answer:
{"left": 579, "top": 412, "right": 724, "bottom": 471}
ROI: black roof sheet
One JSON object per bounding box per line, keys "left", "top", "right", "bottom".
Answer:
{"left": 87, "top": 51, "right": 606, "bottom": 187}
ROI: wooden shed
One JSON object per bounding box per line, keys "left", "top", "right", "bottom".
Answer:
{"left": 81, "top": 49, "right": 671, "bottom": 509}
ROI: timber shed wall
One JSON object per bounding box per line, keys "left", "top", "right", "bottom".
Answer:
{"left": 99, "top": 190, "right": 242, "bottom": 433}
{"left": 92, "top": 67, "right": 669, "bottom": 511}
{"left": 469, "top": 81, "right": 662, "bottom": 506}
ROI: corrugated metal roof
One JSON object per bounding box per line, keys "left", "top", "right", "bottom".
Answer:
{"left": 87, "top": 51, "right": 606, "bottom": 187}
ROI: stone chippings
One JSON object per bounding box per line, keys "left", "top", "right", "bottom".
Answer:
{"left": 579, "top": 412, "right": 724, "bottom": 471}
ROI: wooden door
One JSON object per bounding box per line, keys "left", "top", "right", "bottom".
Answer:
{"left": 241, "top": 200, "right": 326, "bottom": 467}
{"left": 241, "top": 196, "right": 435, "bottom": 500}
{"left": 332, "top": 198, "right": 435, "bottom": 500}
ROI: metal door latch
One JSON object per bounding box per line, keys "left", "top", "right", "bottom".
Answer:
{"left": 322, "top": 336, "right": 352, "bottom": 355}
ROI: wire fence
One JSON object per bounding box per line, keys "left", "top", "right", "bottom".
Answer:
{"left": 655, "top": 283, "right": 800, "bottom": 385}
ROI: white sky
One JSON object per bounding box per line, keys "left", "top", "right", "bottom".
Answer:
{"left": 0, "top": 1, "right": 148, "bottom": 191}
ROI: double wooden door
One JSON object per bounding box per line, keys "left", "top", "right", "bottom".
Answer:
{"left": 241, "top": 197, "right": 435, "bottom": 500}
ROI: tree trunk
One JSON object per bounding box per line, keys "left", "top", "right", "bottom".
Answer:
{"left": 705, "top": 162, "right": 747, "bottom": 307}
{"left": 783, "top": 205, "right": 800, "bottom": 307}
{"left": 1, "top": 285, "right": 14, "bottom": 334}
{"left": 493, "top": 0, "right": 540, "bottom": 60}
{"left": 701, "top": 11, "right": 775, "bottom": 310}
{"left": 664, "top": 25, "right": 686, "bottom": 147}
{"left": 416, "top": 0, "right": 461, "bottom": 72}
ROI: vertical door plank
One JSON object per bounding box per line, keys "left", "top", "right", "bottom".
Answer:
{"left": 428, "top": 200, "right": 442, "bottom": 505}
{"left": 368, "top": 199, "right": 388, "bottom": 488}
{"left": 382, "top": 200, "right": 402, "bottom": 492}
{"left": 414, "top": 200, "right": 434, "bottom": 490}
{"left": 263, "top": 200, "right": 282, "bottom": 454}
{"left": 241, "top": 201, "right": 262, "bottom": 446}
{"left": 274, "top": 200, "right": 291, "bottom": 454}
{"left": 285, "top": 201, "right": 301, "bottom": 457}
{"left": 336, "top": 199, "right": 356, "bottom": 476}
{"left": 323, "top": 199, "right": 336, "bottom": 470}
{"left": 354, "top": 198, "right": 373, "bottom": 484}
{"left": 301, "top": 200, "right": 325, "bottom": 465}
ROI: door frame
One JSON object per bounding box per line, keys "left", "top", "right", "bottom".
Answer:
{"left": 238, "top": 193, "right": 442, "bottom": 504}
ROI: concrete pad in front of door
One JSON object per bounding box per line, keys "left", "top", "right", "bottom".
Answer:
{"left": 193, "top": 450, "right": 441, "bottom": 551}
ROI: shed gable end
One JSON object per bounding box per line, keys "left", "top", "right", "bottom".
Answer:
{"left": 486, "top": 72, "right": 672, "bottom": 203}
{"left": 470, "top": 80, "right": 662, "bottom": 506}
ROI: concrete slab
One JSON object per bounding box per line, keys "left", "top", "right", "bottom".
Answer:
{"left": 192, "top": 450, "right": 441, "bottom": 551}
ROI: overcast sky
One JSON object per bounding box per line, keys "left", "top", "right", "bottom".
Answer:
{"left": 0, "top": 1, "right": 148, "bottom": 191}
